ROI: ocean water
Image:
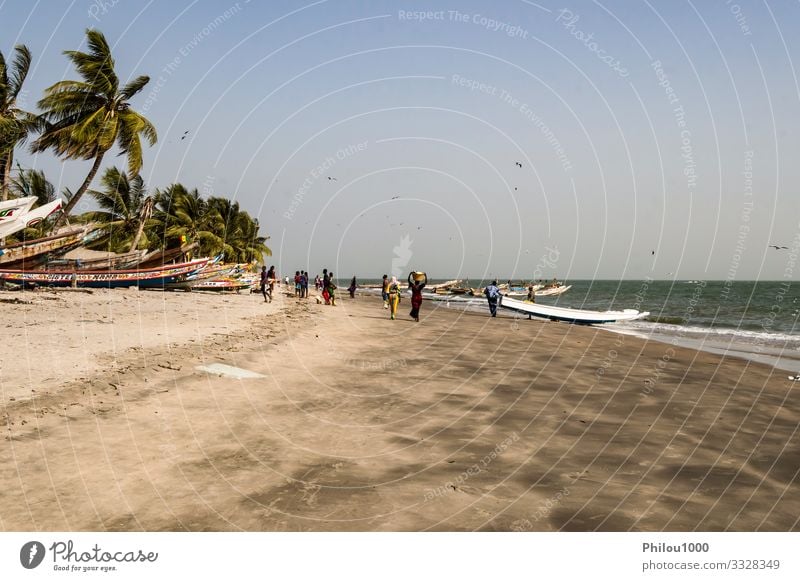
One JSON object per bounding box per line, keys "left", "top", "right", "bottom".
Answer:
{"left": 344, "top": 278, "right": 800, "bottom": 373}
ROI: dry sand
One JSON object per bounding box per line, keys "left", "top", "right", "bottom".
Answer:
{"left": 1, "top": 287, "right": 798, "bottom": 531}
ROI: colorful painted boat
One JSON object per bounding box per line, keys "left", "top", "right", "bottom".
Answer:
{"left": 164, "top": 261, "right": 236, "bottom": 290}
{"left": 0, "top": 258, "right": 211, "bottom": 289}
{"left": 499, "top": 295, "right": 648, "bottom": 324}
{"left": 191, "top": 278, "right": 253, "bottom": 292}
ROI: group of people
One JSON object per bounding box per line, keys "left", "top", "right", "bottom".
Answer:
{"left": 293, "top": 270, "right": 311, "bottom": 298}
{"left": 273, "top": 269, "right": 362, "bottom": 306}
{"left": 261, "top": 267, "right": 508, "bottom": 320}
{"left": 381, "top": 272, "right": 428, "bottom": 321}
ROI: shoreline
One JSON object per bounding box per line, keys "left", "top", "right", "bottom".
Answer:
{"left": 408, "top": 291, "right": 800, "bottom": 375}
{"left": 1, "top": 288, "right": 798, "bottom": 531}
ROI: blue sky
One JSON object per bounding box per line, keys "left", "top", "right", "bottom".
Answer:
{"left": 2, "top": 0, "right": 799, "bottom": 280}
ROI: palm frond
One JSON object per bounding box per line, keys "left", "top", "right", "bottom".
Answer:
{"left": 8, "top": 45, "right": 32, "bottom": 99}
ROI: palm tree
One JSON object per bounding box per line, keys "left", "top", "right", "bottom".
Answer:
{"left": 8, "top": 167, "right": 58, "bottom": 240}
{"left": 153, "top": 184, "right": 224, "bottom": 256}
{"left": 31, "top": 29, "right": 156, "bottom": 225}
{"left": 205, "top": 196, "right": 271, "bottom": 261}
{"left": 0, "top": 44, "right": 37, "bottom": 201}
{"left": 85, "top": 166, "right": 151, "bottom": 252}
{"left": 10, "top": 166, "right": 56, "bottom": 206}
{"left": 225, "top": 210, "right": 271, "bottom": 262}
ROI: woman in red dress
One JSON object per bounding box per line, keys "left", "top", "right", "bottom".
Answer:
{"left": 408, "top": 272, "right": 427, "bottom": 322}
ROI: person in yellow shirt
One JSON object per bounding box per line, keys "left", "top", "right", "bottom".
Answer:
{"left": 387, "top": 276, "right": 401, "bottom": 320}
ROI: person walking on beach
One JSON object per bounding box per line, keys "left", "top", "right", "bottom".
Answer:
{"left": 381, "top": 274, "right": 389, "bottom": 309}
{"left": 322, "top": 268, "right": 330, "bottom": 304}
{"left": 260, "top": 266, "right": 270, "bottom": 302}
{"left": 408, "top": 272, "right": 427, "bottom": 322}
{"left": 348, "top": 276, "right": 357, "bottom": 299}
{"left": 294, "top": 271, "right": 301, "bottom": 298}
{"left": 484, "top": 280, "right": 501, "bottom": 317}
{"left": 387, "top": 276, "right": 401, "bottom": 320}
{"left": 327, "top": 272, "right": 337, "bottom": 306}
{"left": 267, "top": 265, "right": 276, "bottom": 301}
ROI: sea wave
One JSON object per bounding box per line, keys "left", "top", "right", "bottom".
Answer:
{"left": 614, "top": 320, "right": 800, "bottom": 348}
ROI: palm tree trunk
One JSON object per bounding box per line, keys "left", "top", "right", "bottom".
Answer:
{"left": 54, "top": 151, "right": 105, "bottom": 228}
{"left": 0, "top": 149, "right": 12, "bottom": 202}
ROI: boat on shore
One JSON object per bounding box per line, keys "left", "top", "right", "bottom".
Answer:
{"left": 191, "top": 278, "right": 254, "bottom": 292}
{"left": 499, "top": 295, "right": 648, "bottom": 324}
{"left": 0, "top": 258, "right": 211, "bottom": 289}
{"left": 0, "top": 226, "right": 95, "bottom": 268}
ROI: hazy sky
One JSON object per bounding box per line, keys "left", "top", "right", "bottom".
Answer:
{"left": 3, "top": 0, "right": 799, "bottom": 280}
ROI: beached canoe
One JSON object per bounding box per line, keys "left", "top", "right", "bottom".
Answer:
{"left": 191, "top": 278, "right": 253, "bottom": 292}
{"left": 0, "top": 226, "right": 94, "bottom": 268}
{"left": 499, "top": 295, "right": 648, "bottom": 324}
{"left": 0, "top": 258, "right": 211, "bottom": 289}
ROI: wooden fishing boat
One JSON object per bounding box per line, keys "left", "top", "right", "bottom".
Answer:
{"left": 0, "top": 258, "right": 211, "bottom": 289}
{"left": 191, "top": 278, "right": 253, "bottom": 292}
{"left": 163, "top": 261, "right": 239, "bottom": 290}
{"left": 499, "top": 295, "right": 648, "bottom": 324}
{"left": 535, "top": 284, "right": 572, "bottom": 297}
{"left": 0, "top": 226, "right": 94, "bottom": 268}
{"left": 45, "top": 246, "right": 147, "bottom": 271}
{"left": 136, "top": 242, "right": 199, "bottom": 269}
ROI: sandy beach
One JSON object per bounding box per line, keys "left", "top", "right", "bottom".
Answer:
{"left": 1, "top": 286, "right": 798, "bottom": 531}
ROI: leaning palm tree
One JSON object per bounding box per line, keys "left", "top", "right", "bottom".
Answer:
{"left": 85, "top": 166, "right": 151, "bottom": 252}
{"left": 0, "top": 44, "right": 38, "bottom": 201}
{"left": 31, "top": 29, "right": 156, "bottom": 225}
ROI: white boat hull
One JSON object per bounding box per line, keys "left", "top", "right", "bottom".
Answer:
{"left": 499, "top": 295, "right": 648, "bottom": 324}
{"left": 0, "top": 197, "right": 63, "bottom": 238}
